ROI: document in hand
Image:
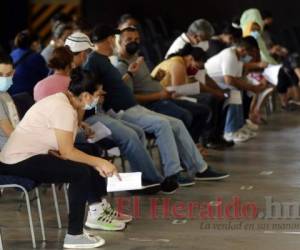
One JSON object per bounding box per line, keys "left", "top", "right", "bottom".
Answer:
{"left": 107, "top": 172, "right": 142, "bottom": 192}
{"left": 87, "top": 122, "right": 112, "bottom": 143}
{"left": 166, "top": 82, "right": 200, "bottom": 96}
{"left": 194, "top": 69, "right": 206, "bottom": 84}
{"left": 263, "top": 65, "right": 282, "bottom": 86}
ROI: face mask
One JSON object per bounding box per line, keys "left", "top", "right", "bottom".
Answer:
{"left": 83, "top": 97, "right": 99, "bottom": 111}
{"left": 125, "top": 42, "right": 140, "bottom": 55}
{"left": 240, "top": 55, "right": 253, "bottom": 63}
{"left": 0, "top": 77, "right": 13, "bottom": 92}
{"left": 187, "top": 66, "right": 199, "bottom": 76}
{"left": 251, "top": 31, "right": 261, "bottom": 39}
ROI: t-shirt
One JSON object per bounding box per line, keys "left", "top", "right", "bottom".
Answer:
{"left": 165, "top": 33, "right": 190, "bottom": 59}
{"left": 151, "top": 56, "right": 188, "bottom": 87}
{"left": 0, "top": 92, "right": 19, "bottom": 149}
{"left": 0, "top": 93, "right": 78, "bottom": 164}
{"left": 41, "top": 43, "right": 55, "bottom": 64}
{"left": 205, "top": 47, "right": 243, "bottom": 89}
{"left": 34, "top": 73, "right": 70, "bottom": 101}
{"left": 114, "top": 56, "right": 163, "bottom": 94}
{"left": 84, "top": 51, "right": 137, "bottom": 112}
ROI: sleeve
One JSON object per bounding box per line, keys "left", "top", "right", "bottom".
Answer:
{"left": 221, "top": 52, "right": 240, "bottom": 77}
{"left": 0, "top": 100, "right": 9, "bottom": 121}
{"left": 48, "top": 107, "right": 77, "bottom": 132}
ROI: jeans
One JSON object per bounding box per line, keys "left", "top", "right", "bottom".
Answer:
{"left": 121, "top": 105, "right": 208, "bottom": 177}
{"left": 84, "top": 113, "right": 163, "bottom": 183}
{"left": 0, "top": 153, "right": 105, "bottom": 235}
{"left": 224, "top": 104, "right": 245, "bottom": 133}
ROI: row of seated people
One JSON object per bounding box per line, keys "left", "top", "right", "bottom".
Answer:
{"left": 1, "top": 8, "right": 300, "bottom": 249}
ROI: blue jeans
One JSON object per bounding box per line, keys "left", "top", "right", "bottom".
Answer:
{"left": 83, "top": 113, "right": 163, "bottom": 183}
{"left": 121, "top": 105, "right": 208, "bottom": 177}
{"left": 224, "top": 104, "right": 245, "bottom": 133}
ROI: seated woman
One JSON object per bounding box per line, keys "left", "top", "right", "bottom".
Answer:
{"left": 152, "top": 44, "right": 232, "bottom": 149}
{"left": 0, "top": 53, "right": 20, "bottom": 149}
{"left": 0, "top": 68, "right": 131, "bottom": 249}
{"left": 10, "top": 30, "right": 49, "bottom": 95}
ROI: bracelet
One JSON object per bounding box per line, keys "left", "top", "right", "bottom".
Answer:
{"left": 127, "top": 71, "right": 133, "bottom": 78}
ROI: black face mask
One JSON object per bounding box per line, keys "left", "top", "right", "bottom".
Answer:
{"left": 125, "top": 42, "right": 140, "bottom": 55}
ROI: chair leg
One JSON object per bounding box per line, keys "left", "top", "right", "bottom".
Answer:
{"left": 24, "top": 189, "right": 36, "bottom": 248}
{"left": 51, "top": 184, "right": 62, "bottom": 229}
{"left": 63, "top": 184, "right": 69, "bottom": 214}
{"left": 35, "top": 188, "right": 46, "bottom": 241}
{"left": 0, "top": 228, "right": 3, "bottom": 250}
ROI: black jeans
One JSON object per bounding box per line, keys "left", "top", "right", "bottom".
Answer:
{"left": 0, "top": 144, "right": 106, "bottom": 235}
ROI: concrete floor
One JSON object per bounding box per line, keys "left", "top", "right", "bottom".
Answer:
{"left": 1, "top": 111, "right": 300, "bottom": 250}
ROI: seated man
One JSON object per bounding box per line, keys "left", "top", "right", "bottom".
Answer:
{"left": 84, "top": 24, "right": 229, "bottom": 188}
{"left": 165, "top": 19, "right": 215, "bottom": 58}
{"left": 114, "top": 26, "right": 211, "bottom": 149}
{"left": 205, "top": 37, "right": 266, "bottom": 142}
{"left": 0, "top": 52, "right": 20, "bottom": 149}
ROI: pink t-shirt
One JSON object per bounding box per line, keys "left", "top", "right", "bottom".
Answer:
{"left": 0, "top": 93, "right": 78, "bottom": 164}
{"left": 34, "top": 73, "right": 70, "bottom": 101}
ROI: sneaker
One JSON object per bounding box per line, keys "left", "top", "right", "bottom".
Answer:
{"left": 195, "top": 166, "right": 229, "bottom": 181}
{"left": 101, "top": 199, "right": 133, "bottom": 223}
{"left": 224, "top": 131, "right": 250, "bottom": 143}
{"left": 85, "top": 203, "right": 126, "bottom": 231}
{"left": 129, "top": 180, "right": 161, "bottom": 195}
{"left": 246, "top": 119, "right": 259, "bottom": 131}
{"left": 176, "top": 172, "right": 196, "bottom": 187}
{"left": 239, "top": 126, "right": 257, "bottom": 138}
{"left": 160, "top": 175, "right": 179, "bottom": 194}
{"left": 63, "top": 232, "right": 105, "bottom": 249}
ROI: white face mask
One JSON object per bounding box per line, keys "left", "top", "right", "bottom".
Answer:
{"left": 240, "top": 55, "right": 253, "bottom": 63}
{"left": 0, "top": 77, "right": 13, "bottom": 92}
{"left": 83, "top": 97, "right": 99, "bottom": 111}
{"left": 251, "top": 31, "right": 261, "bottom": 39}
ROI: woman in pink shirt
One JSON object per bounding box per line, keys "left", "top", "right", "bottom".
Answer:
{"left": 34, "top": 46, "right": 73, "bottom": 102}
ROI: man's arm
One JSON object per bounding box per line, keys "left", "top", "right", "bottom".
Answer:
{"left": 224, "top": 75, "right": 264, "bottom": 93}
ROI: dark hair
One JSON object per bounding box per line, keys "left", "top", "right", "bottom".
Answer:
{"left": 222, "top": 24, "right": 242, "bottom": 40}
{"left": 14, "top": 30, "right": 40, "bottom": 49}
{"left": 48, "top": 46, "right": 73, "bottom": 70}
{"left": 0, "top": 52, "right": 13, "bottom": 66}
{"left": 68, "top": 68, "right": 99, "bottom": 96}
{"left": 118, "top": 13, "right": 137, "bottom": 26}
{"left": 235, "top": 36, "right": 259, "bottom": 51}
{"left": 120, "top": 26, "right": 138, "bottom": 34}
{"left": 167, "top": 43, "right": 207, "bottom": 62}
{"left": 261, "top": 10, "right": 273, "bottom": 19}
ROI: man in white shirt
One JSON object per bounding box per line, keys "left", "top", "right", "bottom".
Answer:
{"left": 165, "top": 19, "right": 215, "bottom": 58}
{"left": 205, "top": 37, "right": 266, "bottom": 143}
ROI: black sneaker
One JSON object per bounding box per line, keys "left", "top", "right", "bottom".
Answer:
{"left": 160, "top": 175, "right": 179, "bottom": 194}
{"left": 176, "top": 172, "right": 196, "bottom": 187}
{"left": 219, "top": 138, "right": 235, "bottom": 148}
{"left": 128, "top": 180, "right": 161, "bottom": 195}
{"left": 195, "top": 166, "right": 229, "bottom": 181}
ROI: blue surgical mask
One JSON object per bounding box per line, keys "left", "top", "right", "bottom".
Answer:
{"left": 0, "top": 77, "right": 13, "bottom": 92}
{"left": 241, "top": 55, "right": 253, "bottom": 63}
{"left": 83, "top": 97, "right": 99, "bottom": 111}
{"left": 250, "top": 31, "right": 261, "bottom": 39}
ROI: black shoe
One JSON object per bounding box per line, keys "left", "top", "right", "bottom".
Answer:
{"left": 176, "top": 172, "right": 196, "bottom": 187}
{"left": 195, "top": 166, "right": 229, "bottom": 181}
{"left": 218, "top": 138, "right": 235, "bottom": 148}
{"left": 128, "top": 180, "right": 161, "bottom": 195}
{"left": 206, "top": 138, "right": 234, "bottom": 150}
{"left": 161, "top": 175, "right": 179, "bottom": 194}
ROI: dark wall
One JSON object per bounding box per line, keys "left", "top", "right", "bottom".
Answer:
{"left": 82, "top": 0, "right": 300, "bottom": 30}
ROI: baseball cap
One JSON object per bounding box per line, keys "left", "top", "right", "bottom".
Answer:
{"left": 65, "top": 32, "right": 94, "bottom": 53}
{"left": 91, "top": 24, "right": 121, "bottom": 43}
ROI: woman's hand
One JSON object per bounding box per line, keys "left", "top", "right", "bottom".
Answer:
{"left": 81, "top": 122, "right": 95, "bottom": 140}
{"left": 95, "top": 159, "right": 120, "bottom": 179}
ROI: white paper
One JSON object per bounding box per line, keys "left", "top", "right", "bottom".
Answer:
{"left": 87, "top": 122, "right": 112, "bottom": 143}
{"left": 194, "top": 69, "right": 206, "bottom": 84}
{"left": 166, "top": 82, "right": 200, "bottom": 96}
{"left": 228, "top": 90, "right": 242, "bottom": 105}
{"left": 196, "top": 41, "right": 209, "bottom": 51}
{"left": 263, "top": 65, "right": 282, "bottom": 86}
{"left": 177, "top": 96, "right": 198, "bottom": 103}
{"left": 107, "top": 172, "right": 142, "bottom": 192}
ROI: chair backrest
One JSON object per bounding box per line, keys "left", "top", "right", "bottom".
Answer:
{"left": 12, "top": 92, "right": 35, "bottom": 119}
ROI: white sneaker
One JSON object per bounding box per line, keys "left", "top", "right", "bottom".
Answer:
{"left": 64, "top": 232, "right": 105, "bottom": 249}
{"left": 101, "top": 198, "right": 133, "bottom": 223}
{"left": 85, "top": 202, "right": 126, "bottom": 231}
{"left": 239, "top": 126, "right": 257, "bottom": 138}
{"left": 246, "top": 119, "right": 259, "bottom": 131}
{"left": 224, "top": 131, "right": 250, "bottom": 143}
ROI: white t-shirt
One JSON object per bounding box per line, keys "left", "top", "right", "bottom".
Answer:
{"left": 205, "top": 47, "right": 244, "bottom": 90}
{"left": 165, "top": 33, "right": 190, "bottom": 59}
{"left": 0, "top": 93, "right": 78, "bottom": 164}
